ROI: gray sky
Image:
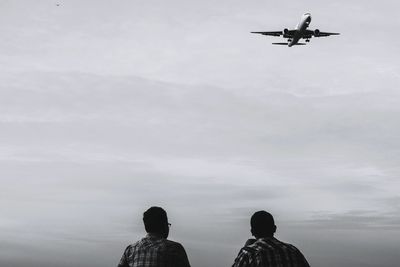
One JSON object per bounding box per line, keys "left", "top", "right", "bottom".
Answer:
{"left": 1, "top": 1, "right": 400, "bottom": 267}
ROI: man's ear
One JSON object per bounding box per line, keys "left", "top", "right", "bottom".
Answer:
{"left": 250, "top": 228, "right": 255, "bottom": 237}
{"left": 273, "top": 225, "right": 277, "bottom": 234}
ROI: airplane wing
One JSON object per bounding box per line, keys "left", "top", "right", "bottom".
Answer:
{"left": 305, "top": 29, "right": 340, "bottom": 37}
{"left": 251, "top": 30, "right": 296, "bottom": 38}
{"left": 251, "top": 31, "right": 283, "bottom": 37}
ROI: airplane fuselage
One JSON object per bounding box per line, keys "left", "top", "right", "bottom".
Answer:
{"left": 288, "top": 13, "right": 311, "bottom": 47}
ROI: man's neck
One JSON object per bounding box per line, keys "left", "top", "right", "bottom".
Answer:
{"left": 146, "top": 233, "right": 165, "bottom": 239}
{"left": 256, "top": 235, "right": 274, "bottom": 239}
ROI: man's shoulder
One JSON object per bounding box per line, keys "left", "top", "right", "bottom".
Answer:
{"left": 243, "top": 237, "right": 303, "bottom": 255}
{"left": 124, "top": 237, "right": 152, "bottom": 250}
{"left": 237, "top": 242, "right": 260, "bottom": 257}
{"left": 164, "top": 239, "right": 186, "bottom": 250}
{"left": 126, "top": 238, "right": 185, "bottom": 250}
{"left": 270, "top": 238, "right": 303, "bottom": 252}
{"left": 131, "top": 237, "right": 147, "bottom": 246}
{"left": 123, "top": 240, "right": 140, "bottom": 252}
{"left": 259, "top": 237, "right": 298, "bottom": 247}
{"left": 261, "top": 238, "right": 309, "bottom": 262}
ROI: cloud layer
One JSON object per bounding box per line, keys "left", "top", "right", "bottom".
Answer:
{"left": 1, "top": 71, "right": 399, "bottom": 267}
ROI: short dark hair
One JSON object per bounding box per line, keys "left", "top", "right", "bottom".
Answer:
{"left": 251, "top": 211, "right": 275, "bottom": 237}
{"left": 143, "top": 207, "right": 168, "bottom": 233}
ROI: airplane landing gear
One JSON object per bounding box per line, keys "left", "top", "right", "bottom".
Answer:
{"left": 305, "top": 39, "right": 310, "bottom": 42}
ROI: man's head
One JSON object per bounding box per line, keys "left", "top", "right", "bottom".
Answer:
{"left": 250, "top": 210, "right": 276, "bottom": 238}
{"left": 143, "top": 206, "right": 170, "bottom": 238}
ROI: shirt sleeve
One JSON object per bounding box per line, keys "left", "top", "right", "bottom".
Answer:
{"left": 232, "top": 248, "right": 254, "bottom": 267}
{"left": 117, "top": 245, "right": 132, "bottom": 267}
{"left": 297, "top": 250, "right": 310, "bottom": 267}
{"left": 289, "top": 244, "right": 310, "bottom": 267}
{"left": 166, "top": 242, "right": 191, "bottom": 267}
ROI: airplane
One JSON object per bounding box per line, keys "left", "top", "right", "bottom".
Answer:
{"left": 251, "top": 13, "right": 339, "bottom": 47}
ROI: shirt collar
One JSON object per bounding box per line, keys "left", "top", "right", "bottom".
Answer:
{"left": 146, "top": 233, "right": 165, "bottom": 240}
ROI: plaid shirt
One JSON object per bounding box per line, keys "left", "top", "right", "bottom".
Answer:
{"left": 232, "top": 237, "right": 310, "bottom": 267}
{"left": 118, "top": 234, "right": 190, "bottom": 267}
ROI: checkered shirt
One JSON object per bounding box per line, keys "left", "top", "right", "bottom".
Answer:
{"left": 232, "top": 237, "right": 310, "bottom": 267}
{"left": 118, "top": 234, "right": 190, "bottom": 267}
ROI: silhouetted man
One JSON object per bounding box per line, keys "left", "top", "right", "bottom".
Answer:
{"left": 232, "top": 211, "right": 310, "bottom": 267}
{"left": 118, "top": 207, "right": 191, "bottom": 267}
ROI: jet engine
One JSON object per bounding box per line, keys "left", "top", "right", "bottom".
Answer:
{"left": 314, "top": 29, "right": 320, "bottom": 36}
{"left": 282, "top": 28, "right": 289, "bottom": 38}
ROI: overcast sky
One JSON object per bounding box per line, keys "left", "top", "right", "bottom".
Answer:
{"left": 1, "top": 1, "right": 400, "bottom": 267}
